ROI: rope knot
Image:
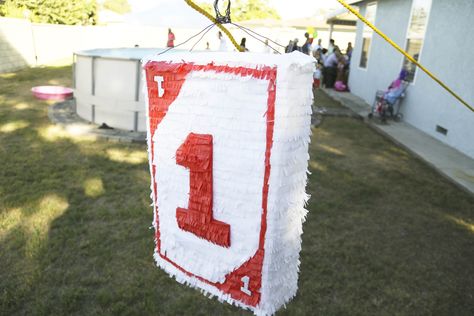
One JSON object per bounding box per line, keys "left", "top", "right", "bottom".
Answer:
{"left": 214, "top": 0, "right": 231, "bottom": 24}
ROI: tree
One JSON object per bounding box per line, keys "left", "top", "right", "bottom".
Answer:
{"left": 233, "top": 0, "right": 280, "bottom": 21}
{"left": 0, "top": 0, "right": 98, "bottom": 25}
{"left": 199, "top": 0, "right": 280, "bottom": 22}
{"left": 102, "top": 0, "right": 130, "bottom": 15}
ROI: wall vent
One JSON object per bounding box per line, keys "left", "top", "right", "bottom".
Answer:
{"left": 436, "top": 125, "right": 448, "bottom": 136}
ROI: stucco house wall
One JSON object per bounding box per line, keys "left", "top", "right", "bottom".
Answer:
{"left": 348, "top": 0, "right": 474, "bottom": 158}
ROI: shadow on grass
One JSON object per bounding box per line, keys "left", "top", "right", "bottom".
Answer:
{"left": 0, "top": 67, "right": 473, "bottom": 315}
{"left": 0, "top": 66, "right": 244, "bottom": 315}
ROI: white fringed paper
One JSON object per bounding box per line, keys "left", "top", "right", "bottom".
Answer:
{"left": 143, "top": 51, "right": 314, "bottom": 315}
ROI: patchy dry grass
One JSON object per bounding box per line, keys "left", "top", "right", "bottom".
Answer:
{"left": 0, "top": 68, "right": 473, "bottom": 315}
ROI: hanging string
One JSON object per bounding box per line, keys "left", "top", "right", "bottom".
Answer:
{"left": 189, "top": 24, "right": 216, "bottom": 51}
{"left": 184, "top": 0, "right": 243, "bottom": 52}
{"left": 156, "top": 24, "right": 215, "bottom": 56}
{"left": 157, "top": 1, "right": 288, "bottom": 56}
{"left": 231, "top": 23, "right": 281, "bottom": 54}
{"left": 231, "top": 22, "right": 286, "bottom": 49}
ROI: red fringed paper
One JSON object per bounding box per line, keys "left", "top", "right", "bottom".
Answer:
{"left": 144, "top": 52, "right": 313, "bottom": 315}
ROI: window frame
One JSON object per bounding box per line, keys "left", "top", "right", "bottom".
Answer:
{"left": 400, "top": 0, "right": 432, "bottom": 85}
{"left": 358, "top": 1, "right": 378, "bottom": 70}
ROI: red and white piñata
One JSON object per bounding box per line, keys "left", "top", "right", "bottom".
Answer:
{"left": 143, "top": 51, "right": 313, "bottom": 315}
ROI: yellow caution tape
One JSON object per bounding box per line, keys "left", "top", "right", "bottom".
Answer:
{"left": 336, "top": 0, "right": 473, "bottom": 113}
{"left": 184, "top": 0, "right": 244, "bottom": 52}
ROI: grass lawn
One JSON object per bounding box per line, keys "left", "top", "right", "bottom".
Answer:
{"left": 0, "top": 66, "right": 473, "bottom": 315}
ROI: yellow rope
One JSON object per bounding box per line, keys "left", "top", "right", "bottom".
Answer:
{"left": 184, "top": 0, "right": 243, "bottom": 52}
{"left": 336, "top": 0, "right": 474, "bottom": 113}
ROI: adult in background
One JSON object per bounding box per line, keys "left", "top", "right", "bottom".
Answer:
{"left": 334, "top": 53, "right": 349, "bottom": 91}
{"left": 328, "top": 38, "right": 335, "bottom": 54}
{"left": 319, "top": 48, "right": 328, "bottom": 64}
{"left": 262, "top": 39, "right": 271, "bottom": 54}
{"left": 323, "top": 47, "right": 342, "bottom": 88}
{"left": 314, "top": 49, "right": 325, "bottom": 66}
{"left": 346, "top": 42, "right": 353, "bottom": 60}
{"left": 344, "top": 42, "right": 353, "bottom": 83}
{"left": 218, "top": 31, "right": 228, "bottom": 51}
{"left": 167, "top": 28, "right": 175, "bottom": 48}
{"left": 291, "top": 38, "right": 301, "bottom": 52}
{"left": 239, "top": 38, "right": 249, "bottom": 52}
{"left": 302, "top": 32, "right": 311, "bottom": 55}
{"left": 285, "top": 40, "right": 294, "bottom": 53}
{"left": 312, "top": 38, "right": 323, "bottom": 52}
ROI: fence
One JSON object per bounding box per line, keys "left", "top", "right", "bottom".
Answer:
{"left": 0, "top": 17, "right": 356, "bottom": 73}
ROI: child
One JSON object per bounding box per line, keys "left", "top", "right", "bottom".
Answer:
{"left": 334, "top": 56, "right": 348, "bottom": 91}
{"left": 313, "top": 63, "right": 322, "bottom": 88}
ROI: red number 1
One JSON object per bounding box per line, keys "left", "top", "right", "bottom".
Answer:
{"left": 175, "top": 133, "right": 231, "bottom": 247}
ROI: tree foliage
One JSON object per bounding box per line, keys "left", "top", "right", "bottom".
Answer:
{"left": 102, "top": 0, "right": 130, "bottom": 15}
{"left": 0, "top": 0, "right": 98, "bottom": 25}
{"left": 233, "top": 0, "right": 280, "bottom": 21}
{"left": 199, "top": 0, "right": 280, "bottom": 22}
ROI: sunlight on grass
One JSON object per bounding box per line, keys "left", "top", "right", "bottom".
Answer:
{"left": 38, "top": 124, "right": 97, "bottom": 143}
{"left": 0, "top": 73, "right": 15, "bottom": 79}
{"left": 446, "top": 215, "right": 474, "bottom": 233}
{"left": 318, "top": 144, "right": 344, "bottom": 156}
{"left": 84, "top": 177, "right": 105, "bottom": 198}
{"left": 106, "top": 148, "right": 148, "bottom": 164}
{"left": 372, "top": 153, "right": 393, "bottom": 166}
{"left": 14, "top": 102, "right": 31, "bottom": 110}
{"left": 0, "top": 208, "right": 23, "bottom": 240}
{"left": 371, "top": 152, "right": 410, "bottom": 172}
{"left": 47, "top": 58, "right": 74, "bottom": 67}
{"left": 1, "top": 67, "right": 474, "bottom": 315}
{"left": 309, "top": 160, "right": 327, "bottom": 172}
{"left": 0, "top": 120, "right": 30, "bottom": 133}
{"left": 25, "top": 194, "right": 69, "bottom": 257}
{"left": 0, "top": 194, "right": 69, "bottom": 256}
{"left": 313, "top": 127, "right": 331, "bottom": 138}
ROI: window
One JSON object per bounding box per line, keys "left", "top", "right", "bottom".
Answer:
{"left": 359, "top": 2, "right": 377, "bottom": 69}
{"left": 403, "top": 0, "right": 432, "bottom": 82}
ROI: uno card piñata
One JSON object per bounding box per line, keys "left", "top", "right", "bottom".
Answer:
{"left": 143, "top": 51, "right": 313, "bottom": 315}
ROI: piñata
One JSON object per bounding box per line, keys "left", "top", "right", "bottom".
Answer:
{"left": 143, "top": 51, "right": 313, "bottom": 315}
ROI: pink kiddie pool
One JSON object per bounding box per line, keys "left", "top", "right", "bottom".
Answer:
{"left": 31, "top": 86, "right": 74, "bottom": 101}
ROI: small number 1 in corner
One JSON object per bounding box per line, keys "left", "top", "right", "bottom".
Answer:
{"left": 154, "top": 76, "right": 165, "bottom": 97}
{"left": 241, "top": 276, "right": 251, "bottom": 296}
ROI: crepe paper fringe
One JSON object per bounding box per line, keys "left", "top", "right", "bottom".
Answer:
{"left": 143, "top": 52, "right": 314, "bottom": 315}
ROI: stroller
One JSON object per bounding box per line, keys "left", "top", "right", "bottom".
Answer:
{"left": 369, "top": 69, "right": 409, "bottom": 122}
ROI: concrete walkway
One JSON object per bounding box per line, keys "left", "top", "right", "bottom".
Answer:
{"left": 323, "top": 88, "right": 474, "bottom": 196}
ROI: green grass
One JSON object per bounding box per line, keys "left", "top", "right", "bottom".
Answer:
{"left": 0, "top": 67, "right": 473, "bottom": 315}
{"left": 313, "top": 87, "right": 344, "bottom": 109}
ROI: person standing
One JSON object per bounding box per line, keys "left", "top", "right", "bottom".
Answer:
{"left": 291, "top": 38, "right": 301, "bottom": 52}
{"left": 262, "top": 39, "right": 271, "bottom": 53}
{"left": 328, "top": 39, "right": 335, "bottom": 54}
{"left": 239, "top": 38, "right": 249, "bottom": 52}
{"left": 218, "top": 31, "right": 228, "bottom": 51}
{"left": 323, "top": 48, "right": 341, "bottom": 88}
{"left": 346, "top": 42, "right": 353, "bottom": 60}
{"left": 285, "top": 40, "right": 294, "bottom": 53}
{"left": 302, "top": 32, "right": 311, "bottom": 55}
{"left": 167, "top": 28, "right": 175, "bottom": 48}
{"left": 312, "top": 38, "right": 322, "bottom": 52}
